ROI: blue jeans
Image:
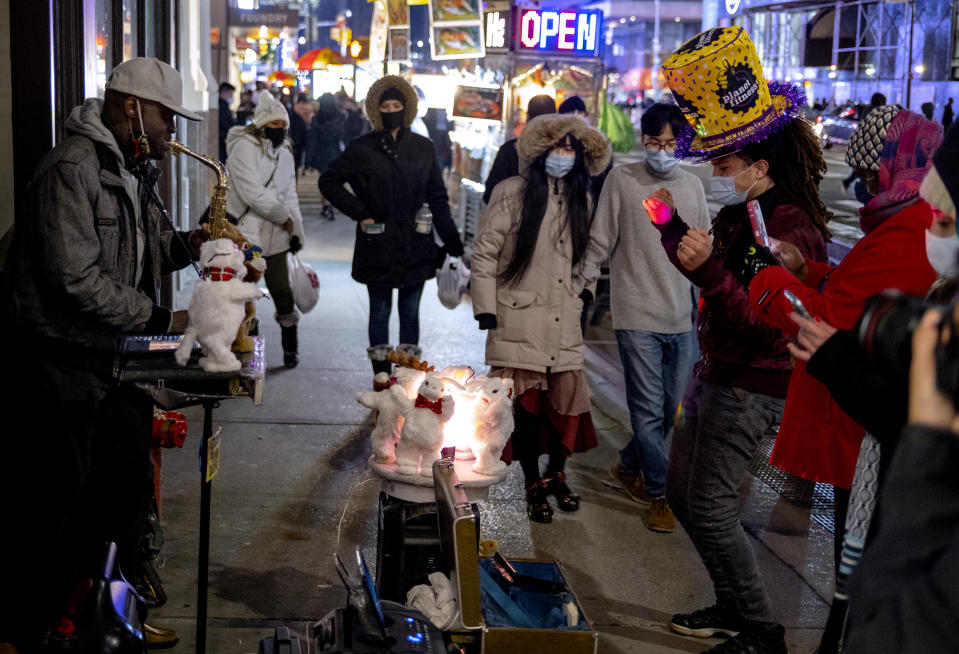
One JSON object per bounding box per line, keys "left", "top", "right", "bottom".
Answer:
{"left": 367, "top": 282, "right": 425, "bottom": 346}
{"left": 666, "top": 378, "right": 785, "bottom": 622}
{"left": 615, "top": 329, "right": 695, "bottom": 497}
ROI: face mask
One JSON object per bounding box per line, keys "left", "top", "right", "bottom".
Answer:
{"left": 545, "top": 152, "right": 576, "bottom": 178}
{"left": 264, "top": 127, "right": 286, "bottom": 148}
{"left": 926, "top": 229, "right": 959, "bottom": 277}
{"left": 646, "top": 149, "right": 678, "bottom": 173}
{"left": 709, "top": 164, "right": 757, "bottom": 206}
{"left": 380, "top": 110, "right": 404, "bottom": 131}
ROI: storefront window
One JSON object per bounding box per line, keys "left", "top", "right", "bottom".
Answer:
{"left": 94, "top": 0, "right": 112, "bottom": 96}
{"left": 122, "top": 0, "right": 138, "bottom": 61}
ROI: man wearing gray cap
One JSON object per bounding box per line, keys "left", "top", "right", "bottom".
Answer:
{"left": 1, "top": 58, "right": 206, "bottom": 650}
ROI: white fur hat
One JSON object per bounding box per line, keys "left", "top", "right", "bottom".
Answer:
{"left": 254, "top": 91, "right": 289, "bottom": 129}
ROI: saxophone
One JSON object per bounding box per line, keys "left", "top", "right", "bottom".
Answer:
{"left": 168, "top": 140, "right": 262, "bottom": 353}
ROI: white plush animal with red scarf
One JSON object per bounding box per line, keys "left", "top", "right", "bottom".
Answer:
{"left": 175, "top": 238, "right": 264, "bottom": 372}
{"left": 396, "top": 374, "right": 455, "bottom": 476}
{"left": 467, "top": 375, "right": 514, "bottom": 475}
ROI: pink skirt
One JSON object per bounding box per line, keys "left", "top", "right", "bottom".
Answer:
{"left": 489, "top": 367, "right": 598, "bottom": 463}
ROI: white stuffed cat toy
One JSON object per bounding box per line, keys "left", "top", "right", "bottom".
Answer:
{"left": 175, "top": 238, "right": 264, "bottom": 372}
{"left": 467, "top": 375, "right": 514, "bottom": 476}
{"left": 396, "top": 374, "right": 455, "bottom": 476}
{"left": 357, "top": 374, "right": 411, "bottom": 464}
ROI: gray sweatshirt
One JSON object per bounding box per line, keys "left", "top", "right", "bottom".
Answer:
{"left": 582, "top": 161, "right": 710, "bottom": 333}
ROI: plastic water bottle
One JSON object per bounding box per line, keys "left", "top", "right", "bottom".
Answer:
{"left": 414, "top": 203, "right": 433, "bottom": 234}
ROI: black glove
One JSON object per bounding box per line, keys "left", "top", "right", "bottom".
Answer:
{"left": 289, "top": 234, "right": 303, "bottom": 254}
{"left": 445, "top": 234, "right": 465, "bottom": 258}
{"left": 580, "top": 289, "right": 594, "bottom": 307}
{"left": 476, "top": 313, "right": 497, "bottom": 330}
{"left": 736, "top": 244, "right": 780, "bottom": 288}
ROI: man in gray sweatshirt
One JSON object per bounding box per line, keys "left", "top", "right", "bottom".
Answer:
{"left": 582, "top": 103, "right": 710, "bottom": 532}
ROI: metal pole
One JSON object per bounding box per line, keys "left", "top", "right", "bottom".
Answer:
{"left": 196, "top": 400, "right": 215, "bottom": 654}
{"left": 905, "top": 0, "right": 915, "bottom": 108}
{"left": 652, "top": 0, "right": 662, "bottom": 77}
{"left": 831, "top": 0, "right": 841, "bottom": 105}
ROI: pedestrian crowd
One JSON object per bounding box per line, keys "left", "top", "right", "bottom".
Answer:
{"left": 3, "top": 22, "right": 959, "bottom": 654}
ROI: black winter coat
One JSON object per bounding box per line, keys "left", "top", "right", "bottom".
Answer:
{"left": 843, "top": 423, "right": 959, "bottom": 653}
{"left": 319, "top": 128, "right": 462, "bottom": 287}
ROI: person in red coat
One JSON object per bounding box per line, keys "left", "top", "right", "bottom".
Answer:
{"left": 740, "top": 107, "right": 941, "bottom": 512}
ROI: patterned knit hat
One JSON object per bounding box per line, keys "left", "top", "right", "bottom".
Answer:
{"left": 845, "top": 105, "right": 904, "bottom": 171}
{"left": 661, "top": 27, "right": 807, "bottom": 161}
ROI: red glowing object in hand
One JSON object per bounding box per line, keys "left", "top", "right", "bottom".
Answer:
{"left": 644, "top": 196, "right": 673, "bottom": 225}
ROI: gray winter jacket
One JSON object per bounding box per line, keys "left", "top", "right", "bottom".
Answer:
{"left": 5, "top": 98, "right": 196, "bottom": 352}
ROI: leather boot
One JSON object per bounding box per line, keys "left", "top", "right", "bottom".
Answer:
{"left": 281, "top": 325, "right": 298, "bottom": 368}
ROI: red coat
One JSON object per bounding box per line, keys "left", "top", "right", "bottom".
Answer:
{"left": 748, "top": 200, "right": 937, "bottom": 488}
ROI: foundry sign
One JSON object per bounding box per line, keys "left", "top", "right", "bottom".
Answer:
{"left": 229, "top": 7, "right": 300, "bottom": 27}
{"left": 516, "top": 9, "right": 602, "bottom": 57}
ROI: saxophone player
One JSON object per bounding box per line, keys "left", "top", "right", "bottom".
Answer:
{"left": 0, "top": 57, "right": 206, "bottom": 649}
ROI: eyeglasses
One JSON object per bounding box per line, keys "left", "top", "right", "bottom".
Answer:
{"left": 644, "top": 142, "right": 676, "bottom": 154}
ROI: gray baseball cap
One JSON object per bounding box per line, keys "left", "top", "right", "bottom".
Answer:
{"left": 105, "top": 57, "right": 202, "bottom": 121}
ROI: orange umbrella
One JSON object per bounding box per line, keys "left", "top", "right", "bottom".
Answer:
{"left": 296, "top": 48, "right": 345, "bottom": 70}
{"left": 267, "top": 70, "right": 297, "bottom": 86}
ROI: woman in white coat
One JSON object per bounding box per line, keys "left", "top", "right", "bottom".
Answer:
{"left": 226, "top": 91, "right": 306, "bottom": 367}
{"left": 472, "top": 114, "right": 611, "bottom": 523}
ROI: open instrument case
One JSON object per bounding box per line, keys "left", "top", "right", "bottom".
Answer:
{"left": 431, "top": 459, "right": 599, "bottom": 654}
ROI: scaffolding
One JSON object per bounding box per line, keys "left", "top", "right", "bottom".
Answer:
{"left": 739, "top": 0, "right": 954, "bottom": 107}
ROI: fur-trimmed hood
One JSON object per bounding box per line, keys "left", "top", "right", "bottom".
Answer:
{"left": 518, "top": 114, "right": 611, "bottom": 176}
{"left": 365, "top": 75, "right": 418, "bottom": 132}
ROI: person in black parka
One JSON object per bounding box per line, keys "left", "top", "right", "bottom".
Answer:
{"left": 308, "top": 93, "right": 346, "bottom": 218}
{"left": 319, "top": 75, "right": 464, "bottom": 377}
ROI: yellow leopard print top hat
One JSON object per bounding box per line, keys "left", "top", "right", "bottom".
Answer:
{"left": 662, "top": 27, "right": 807, "bottom": 161}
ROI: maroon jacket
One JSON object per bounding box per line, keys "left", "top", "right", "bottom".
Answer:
{"left": 656, "top": 186, "right": 827, "bottom": 398}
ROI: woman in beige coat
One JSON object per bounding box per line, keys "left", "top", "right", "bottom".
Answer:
{"left": 472, "top": 114, "right": 611, "bottom": 522}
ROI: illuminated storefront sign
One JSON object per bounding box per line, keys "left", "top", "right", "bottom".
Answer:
{"left": 516, "top": 9, "right": 601, "bottom": 57}
{"left": 484, "top": 10, "right": 511, "bottom": 52}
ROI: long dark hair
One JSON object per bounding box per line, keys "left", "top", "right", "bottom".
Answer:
{"left": 739, "top": 119, "right": 832, "bottom": 238}
{"left": 500, "top": 134, "right": 593, "bottom": 285}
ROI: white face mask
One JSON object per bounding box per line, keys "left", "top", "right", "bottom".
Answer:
{"left": 545, "top": 152, "right": 576, "bottom": 178}
{"left": 709, "top": 164, "right": 757, "bottom": 206}
{"left": 925, "top": 229, "right": 959, "bottom": 277}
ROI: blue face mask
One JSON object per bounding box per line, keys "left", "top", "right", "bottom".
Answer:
{"left": 709, "top": 164, "right": 757, "bottom": 206}
{"left": 646, "top": 148, "right": 678, "bottom": 173}
{"left": 545, "top": 152, "right": 576, "bottom": 178}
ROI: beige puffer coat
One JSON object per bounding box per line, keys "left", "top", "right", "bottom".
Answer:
{"left": 472, "top": 177, "right": 593, "bottom": 372}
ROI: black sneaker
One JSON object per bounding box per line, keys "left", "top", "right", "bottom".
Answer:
{"left": 670, "top": 604, "right": 742, "bottom": 638}
{"left": 703, "top": 622, "right": 787, "bottom": 654}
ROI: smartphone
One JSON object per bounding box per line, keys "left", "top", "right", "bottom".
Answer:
{"left": 783, "top": 289, "right": 813, "bottom": 321}
{"left": 746, "top": 200, "right": 770, "bottom": 247}
{"left": 362, "top": 222, "right": 385, "bottom": 235}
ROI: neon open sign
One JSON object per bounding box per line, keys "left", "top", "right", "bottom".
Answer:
{"left": 517, "top": 9, "right": 601, "bottom": 56}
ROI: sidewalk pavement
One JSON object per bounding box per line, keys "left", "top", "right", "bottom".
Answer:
{"left": 149, "top": 169, "right": 834, "bottom": 653}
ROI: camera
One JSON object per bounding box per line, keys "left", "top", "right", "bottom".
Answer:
{"left": 856, "top": 291, "right": 959, "bottom": 409}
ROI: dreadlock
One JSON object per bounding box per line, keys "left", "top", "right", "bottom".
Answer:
{"left": 740, "top": 119, "right": 832, "bottom": 238}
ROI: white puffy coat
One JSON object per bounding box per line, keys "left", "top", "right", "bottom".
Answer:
{"left": 471, "top": 177, "right": 593, "bottom": 373}
{"left": 225, "top": 126, "right": 305, "bottom": 257}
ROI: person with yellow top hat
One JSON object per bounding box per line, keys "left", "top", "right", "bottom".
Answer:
{"left": 642, "top": 27, "right": 829, "bottom": 653}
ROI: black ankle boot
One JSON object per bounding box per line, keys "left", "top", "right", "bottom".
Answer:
{"left": 281, "top": 325, "right": 298, "bottom": 368}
